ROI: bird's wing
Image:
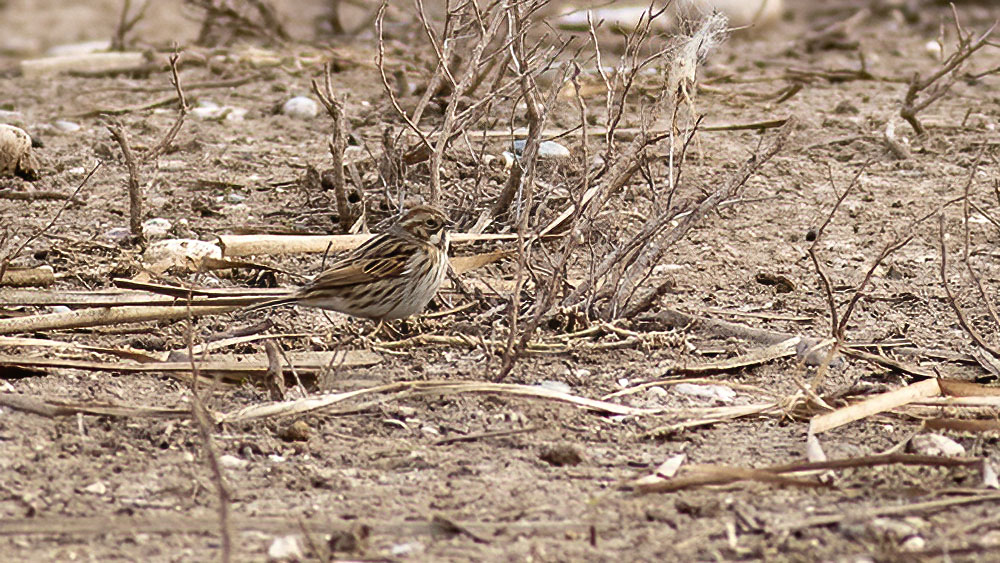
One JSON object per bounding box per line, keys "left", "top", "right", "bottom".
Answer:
{"left": 301, "top": 238, "right": 414, "bottom": 290}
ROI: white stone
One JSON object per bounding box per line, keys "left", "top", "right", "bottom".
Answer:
{"left": 82, "top": 481, "right": 107, "bottom": 495}
{"left": 646, "top": 386, "right": 668, "bottom": 398}
{"left": 536, "top": 380, "right": 572, "bottom": 394}
{"left": 924, "top": 40, "right": 942, "bottom": 60}
{"left": 52, "top": 120, "right": 81, "bottom": 133}
{"left": 159, "top": 159, "right": 186, "bottom": 172}
{"left": 219, "top": 454, "right": 248, "bottom": 469}
{"left": 674, "top": 383, "right": 736, "bottom": 403}
{"left": 911, "top": 434, "right": 965, "bottom": 457}
{"left": 46, "top": 40, "right": 111, "bottom": 57}
{"left": 901, "top": 536, "right": 926, "bottom": 552}
{"left": 191, "top": 101, "right": 247, "bottom": 122}
{"left": 142, "top": 218, "right": 172, "bottom": 240}
{"left": 103, "top": 227, "right": 131, "bottom": 243}
{"left": 282, "top": 96, "right": 319, "bottom": 119}
{"left": 511, "top": 139, "right": 571, "bottom": 160}
{"left": 267, "top": 535, "right": 303, "bottom": 561}
{"left": 143, "top": 239, "right": 223, "bottom": 273}
{"left": 391, "top": 542, "right": 423, "bottom": 556}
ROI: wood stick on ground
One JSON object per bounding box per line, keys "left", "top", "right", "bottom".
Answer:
{"left": 0, "top": 304, "right": 238, "bottom": 334}
{"left": 0, "top": 514, "right": 589, "bottom": 539}
{"left": 0, "top": 350, "right": 381, "bottom": 382}
{"left": 0, "top": 394, "right": 188, "bottom": 419}
{"left": 0, "top": 189, "right": 85, "bottom": 202}
{"left": 216, "top": 232, "right": 541, "bottom": 257}
{"left": 0, "top": 266, "right": 55, "bottom": 287}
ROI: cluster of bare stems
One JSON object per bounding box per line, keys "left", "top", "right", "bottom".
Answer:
{"left": 900, "top": 6, "right": 997, "bottom": 137}
{"left": 367, "top": 1, "right": 789, "bottom": 378}
{"left": 938, "top": 146, "right": 1000, "bottom": 369}
{"left": 105, "top": 52, "right": 189, "bottom": 242}
{"left": 111, "top": 0, "right": 150, "bottom": 50}
{"left": 184, "top": 0, "right": 290, "bottom": 46}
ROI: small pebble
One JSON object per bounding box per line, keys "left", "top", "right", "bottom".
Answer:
{"left": 142, "top": 218, "right": 172, "bottom": 240}
{"left": 46, "top": 40, "right": 111, "bottom": 57}
{"left": 512, "top": 139, "right": 571, "bottom": 159}
{"left": 159, "top": 159, "right": 186, "bottom": 172}
{"left": 647, "top": 386, "right": 668, "bottom": 398}
{"left": 225, "top": 192, "right": 247, "bottom": 204}
{"left": 0, "top": 110, "right": 24, "bottom": 123}
{"left": 191, "top": 101, "right": 247, "bottom": 122}
{"left": 901, "top": 536, "right": 926, "bottom": 552}
{"left": 68, "top": 166, "right": 86, "bottom": 175}
{"left": 539, "top": 445, "right": 583, "bottom": 467}
{"left": 924, "top": 40, "right": 942, "bottom": 60}
{"left": 103, "top": 227, "right": 131, "bottom": 243}
{"left": 219, "top": 454, "right": 248, "bottom": 469}
{"left": 282, "top": 96, "right": 319, "bottom": 119}
{"left": 52, "top": 120, "right": 81, "bottom": 133}
{"left": 536, "top": 380, "right": 572, "bottom": 394}
{"left": 674, "top": 383, "right": 736, "bottom": 403}
{"left": 49, "top": 306, "right": 71, "bottom": 314}
{"left": 391, "top": 542, "right": 423, "bottom": 557}
{"left": 267, "top": 535, "right": 303, "bottom": 561}
{"left": 82, "top": 481, "right": 107, "bottom": 495}
{"left": 277, "top": 420, "right": 311, "bottom": 442}
{"left": 911, "top": 434, "right": 965, "bottom": 457}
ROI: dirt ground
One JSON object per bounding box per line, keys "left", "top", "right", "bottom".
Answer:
{"left": 3, "top": 0, "right": 1000, "bottom": 561}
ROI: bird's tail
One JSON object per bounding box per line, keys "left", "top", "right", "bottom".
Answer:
{"left": 244, "top": 296, "right": 298, "bottom": 312}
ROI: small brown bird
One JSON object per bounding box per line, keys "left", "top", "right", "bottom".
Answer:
{"left": 251, "top": 205, "right": 450, "bottom": 320}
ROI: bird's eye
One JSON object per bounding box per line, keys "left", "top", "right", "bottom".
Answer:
{"left": 425, "top": 218, "right": 438, "bottom": 228}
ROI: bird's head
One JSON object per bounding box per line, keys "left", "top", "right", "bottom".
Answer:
{"left": 396, "top": 205, "right": 450, "bottom": 247}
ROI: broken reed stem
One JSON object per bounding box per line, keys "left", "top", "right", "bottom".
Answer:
{"left": 0, "top": 162, "right": 100, "bottom": 284}
{"left": 0, "top": 304, "right": 238, "bottom": 335}
{"left": 311, "top": 64, "right": 352, "bottom": 232}
{"left": 106, "top": 121, "right": 143, "bottom": 238}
